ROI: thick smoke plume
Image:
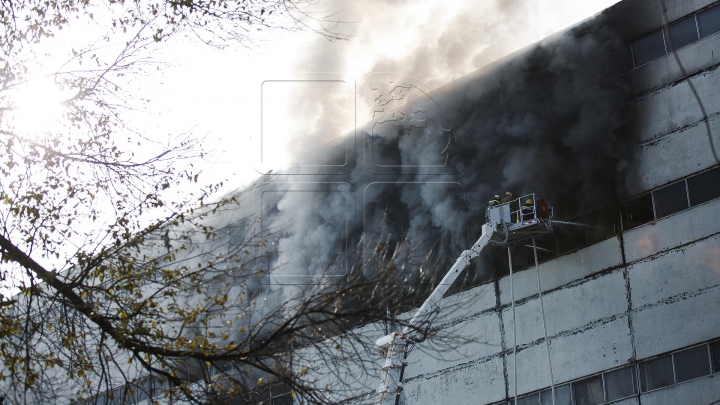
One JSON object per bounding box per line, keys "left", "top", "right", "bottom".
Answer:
{"left": 247, "top": 4, "right": 631, "bottom": 298}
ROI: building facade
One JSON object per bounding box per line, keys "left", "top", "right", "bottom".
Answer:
{"left": 23, "top": 0, "right": 720, "bottom": 403}
{"left": 354, "top": 0, "right": 720, "bottom": 404}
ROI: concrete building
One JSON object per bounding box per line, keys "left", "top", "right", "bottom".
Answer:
{"left": 21, "top": 0, "right": 720, "bottom": 403}
{"left": 328, "top": 0, "right": 720, "bottom": 404}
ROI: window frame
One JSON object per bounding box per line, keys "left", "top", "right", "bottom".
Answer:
{"left": 651, "top": 179, "right": 690, "bottom": 220}
{"left": 639, "top": 353, "right": 677, "bottom": 393}
{"left": 673, "top": 343, "right": 713, "bottom": 383}
{"left": 666, "top": 15, "right": 702, "bottom": 51}
{"left": 697, "top": 2, "right": 720, "bottom": 38}
{"left": 631, "top": 28, "right": 669, "bottom": 68}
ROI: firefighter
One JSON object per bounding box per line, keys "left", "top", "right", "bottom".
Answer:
{"left": 522, "top": 198, "right": 534, "bottom": 221}
{"left": 500, "top": 191, "right": 514, "bottom": 203}
{"left": 488, "top": 194, "right": 501, "bottom": 206}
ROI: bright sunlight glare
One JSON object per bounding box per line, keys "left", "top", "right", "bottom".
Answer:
{"left": 8, "top": 76, "right": 77, "bottom": 137}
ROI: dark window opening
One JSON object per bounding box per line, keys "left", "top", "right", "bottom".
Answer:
{"left": 513, "top": 235, "right": 557, "bottom": 272}
{"left": 573, "top": 375, "right": 604, "bottom": 405}
{"left": 712, "top": 341, "right": 720, "bottom": 373}
{"left": 604, "top": 365, "right": 637, "bottom": 401}
{"left": 640, "top": 354, "right": 675, "bottom": 392}
{"left": 585, "top": 205, "right": 620, "bottom": 245}
{"left": 532, "top": 233, "right": 558, "bottom": 263}
{"left": 688, "top": 167, "right": 720, "bottom": 206}
{"left": 698, "top": 3, "right": 720, "bottom": 38}
{"left": 668, "top": 17, "right": 700, "bottom": 50}
{"left": 621, "top": 193, "right": 654, "bottom": 231}
{"left": 653, "top": 181, "right": 689, "bottom": 219}
{"left": 540, "top": 384, "right": 572, "bottom": 405}
{"left": 555, "top": 223, "right": 587, "bottom": 256}
{"left": 516, "top": 393, "right": 540, "bottom": 405}
{"left": 675, "top": 345, "right": 711, "bottom": 382}
{"left": 632, "top": 30, "right": 666, "bottom": 67}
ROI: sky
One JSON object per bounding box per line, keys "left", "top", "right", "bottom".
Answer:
{"left": 129, "top": 0, "right": 623, "bottom": 194}
{"left": 8, "top": 0, "right": 623, "bottom": 196}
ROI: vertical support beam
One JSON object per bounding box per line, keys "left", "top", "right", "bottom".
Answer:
{"left": 508, "top": 246, "right": 517, "bottom": 405}
{"left": 533, "top": 237, "right": 555, "bottom": 405}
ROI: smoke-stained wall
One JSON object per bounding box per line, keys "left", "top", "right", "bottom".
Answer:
{"left": 250, "top": 14, "right": 633, "bottom": 294}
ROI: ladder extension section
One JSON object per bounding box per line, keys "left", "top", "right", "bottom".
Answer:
{"left": 374, "top": 222, "right": 496, "bottom": 405}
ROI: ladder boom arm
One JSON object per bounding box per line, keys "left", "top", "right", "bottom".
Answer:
{"left": 400, "top": 223, "right": 496, "bottom": 341}
{"left": 373, "top": 223, "right": 496, "bottom": 405}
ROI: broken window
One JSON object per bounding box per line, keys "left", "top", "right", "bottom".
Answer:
{"left": 573, "top": 375, "right": 604, "bottom": 405}
{"left": 687, "top": 167, "right": 720, "bottom": 206}
{"left": 604, "top": 365, "right": 637, "bottom": 401}
{"left": 675, "top": 345, "right": 711, "bottom": 382}
{"left": 652, "top": 181, "right": 689, "bottom": 219}
{"left": 668, "top": 16, "right": 700, "bottom": 50}
{"left": 698, "top": 3, "right": 720, "bottom": 38}
{"left": 540, "top": 384, "right": 571, "bottom": 405}
{"left": 632, "top": 30, "right": 666, "bottom": 67}
{"left": 621, "top": 193, "right": 654, "bottom": 231}
{"left": 639, "top": 354, "right": 675, "bottom": 392}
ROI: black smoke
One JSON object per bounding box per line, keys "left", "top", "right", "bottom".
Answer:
{"left": 250, "top": 17, "right": 631, "bottom": 299}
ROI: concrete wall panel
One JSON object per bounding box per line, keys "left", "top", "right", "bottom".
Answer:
{"left": 549, "top": 317, "right": 634, "bottom": 383}
{"left": 639, "top": 374, "right": 720, "bottom": 405}
{"left": 633, "top": 285, "right": 720, "bottom": 358}
{"left": 629, "top": 234, "right": 720, "bottom": 307}
{"left": 402, "top": 357, "right": 505, "bottom": 405}
{"left": 498, "top": 237, "right": 623, "bottom": 305}
{"left": 506, "top": 343, "right": 556, "bottom": 395}
{"left": 430, "top": 282, "right": 497, "bottom": 325}
{"left": 404, "top": 311, "right": 503, "bottom": 380}
{"left": 501, "top": 270, "right": 627, "bottom": 347}
{"left": 629, "top": 68, "right": 717, "bottom": 142}
{"left": 626, "top": 116, "right": 720, "bottom": 192}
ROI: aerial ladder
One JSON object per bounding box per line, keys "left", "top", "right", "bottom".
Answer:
{"left": 374, "top": 193, "right": 553, "bottom": 405}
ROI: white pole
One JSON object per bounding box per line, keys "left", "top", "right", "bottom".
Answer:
{"left": 532, "top": 237, "right": 556, "bottom": 405}
{"left": 508, "top": 246, "right": 517, "bottom": 405}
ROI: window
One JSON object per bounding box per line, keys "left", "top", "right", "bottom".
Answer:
{"left": 125, "top": 376, "right": 155, "bottom": 404}
{"left": 516, "top": 393, "right": 540, "bottom": 405}
{"left": 674, "top": 345, "right": 711, "bottom": 382}
{"left": 604, "top": 365, "right": 637, "bottom": 401}
{"left": 573, "top": 376, "right": 604, "bottom": 405}
{"left": 269, "top": 382, "right": 293, "bottom": 405}
{"left": 640, "top": 354, "right": 675, "bottom": 392}
{"left": 698, "top": 4, "right": 720, "bottom": 38}
{"left": 687, "top": 167, "right": 720, "bottom": 206}
{"left": 668, "top": 17, "right": 700, "bottom": 50}
{"left": 712, "top": 341, "right": 720, "bottom": 373}
{"left": 585, "top": 205, "right": 619, "bottom": 245}
{"left": 632, "top": 30, "right": 666, "bottom": 67}
{"left": 540, "top": 384, "right": 571, "bottom": 405}
{"left": 652, "top": 181, "right": 689, "bottom": 219}
{"left": 532, "top": 234, "right": 558, "bottom": 264}
{"left": 621, "top": 193, "right": 654, "bottom": 231}
{"left": 555, "top": 223, "right": 587, "bottom": 256}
